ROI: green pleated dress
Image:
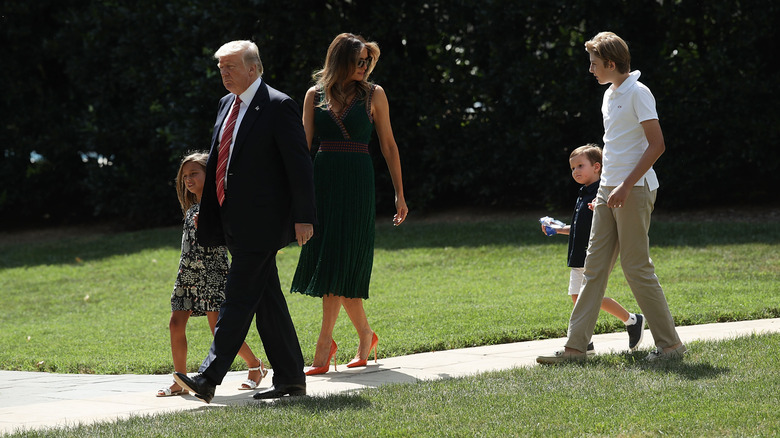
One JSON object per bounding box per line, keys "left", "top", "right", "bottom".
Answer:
{"left": 291, "top": 85, "right": 377, "bottom": 299}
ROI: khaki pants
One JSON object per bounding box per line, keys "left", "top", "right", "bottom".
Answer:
{"left": 565, "top": 182, "right": 681, "bottom": 352}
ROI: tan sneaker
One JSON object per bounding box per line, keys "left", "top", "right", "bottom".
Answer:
{"left": 536, "top": 349, "right": 588, "bottom": 364}
{"left": 646, "top": 344, "right": 687, "bottom": 362}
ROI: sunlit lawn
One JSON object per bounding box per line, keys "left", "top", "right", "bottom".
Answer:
{"left": 2, "top": 213, "right": 779, "bottom": 436}
{"left": 1, "top": 214, "right": 777, "bottom": 374}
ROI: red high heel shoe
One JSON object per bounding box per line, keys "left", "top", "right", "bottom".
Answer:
{"left": 347, "top": 332, "right": 378, "bottom": 368}
{"left": 305, "top": 339, "right": 338, "bottom": 376}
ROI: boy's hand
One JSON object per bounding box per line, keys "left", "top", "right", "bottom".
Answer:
{"left": 607, "top": 183, "right": 631, "bottom": 208}
{"left": 539, "top": 216, "right": 564, "bottom": 236}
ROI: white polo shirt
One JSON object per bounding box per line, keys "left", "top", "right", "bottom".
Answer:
{"left": 600, "top": 70, "right": 660, "bottom": 190}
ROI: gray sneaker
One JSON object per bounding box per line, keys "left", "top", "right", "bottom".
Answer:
{"left": 646, "top": 344, "right": 687, "bottom": 362}
{"left": 536, "top": 349, "right": 588, "bottom": 364}
{"left": 627, "top": 314, "right": 645, "bottom": 351}
{"left": 586, "top": 342, "right": 595, "bottom": 356}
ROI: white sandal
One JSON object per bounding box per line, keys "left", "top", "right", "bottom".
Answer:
{"left": 238, "top": 361, "right": 268, "bottom": 390}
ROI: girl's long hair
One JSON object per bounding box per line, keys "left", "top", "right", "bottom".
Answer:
{"left": 175, "top": 152, "right": 208, "bottom": 215}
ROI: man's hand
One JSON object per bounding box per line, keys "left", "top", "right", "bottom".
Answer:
{"left": 295, "top": 223, "right": 314, "bottom": 246}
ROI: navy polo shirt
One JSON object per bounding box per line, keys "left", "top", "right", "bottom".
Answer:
{"left": 567, "top": 180, "right": 600, "bottom": 268}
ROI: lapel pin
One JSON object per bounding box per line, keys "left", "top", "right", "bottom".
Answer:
{"left": 255, "top": 106, "right": 260, "bottom": 111}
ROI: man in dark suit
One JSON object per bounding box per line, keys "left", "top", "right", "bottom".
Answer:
{"left": 174, "top": 40, "right": 316, "bottom": 402}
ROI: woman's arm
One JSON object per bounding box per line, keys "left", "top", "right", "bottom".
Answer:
{"left": 301, "top": 87, "right": 317, "bottom": 150}
{"left": 372, "top": 85, "right": 408, "bottom": 225}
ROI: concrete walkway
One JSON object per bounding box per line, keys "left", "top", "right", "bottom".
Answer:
{"left": 2, "top": 318, "right": 779, "bottom": 435}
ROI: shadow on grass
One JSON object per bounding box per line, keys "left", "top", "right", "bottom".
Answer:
{"left": 172, "top": 391, "right": 371, "bottom": 413}
{"left": 375, "top": 220, "right": 780, "bottom": 250}
{"left": 2, "top": 218, "right": 778, "bottom": 268}
{"left": 0, "top": 226, "right": 181, "bottom": 269}
{"left": 257, "top": 392, "right": 372, "bottom": 411}
{"left": 588, "top": 352, "right": 730, "bottom": 380}
{"left": 643, "top": 360, "right": 730, "bottom": 380}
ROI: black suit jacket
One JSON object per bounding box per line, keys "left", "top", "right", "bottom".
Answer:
{"left": 198, "top": 81, "right": 316, "bottom": 252}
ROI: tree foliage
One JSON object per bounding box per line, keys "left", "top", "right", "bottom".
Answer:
{"left": 2, "top": 0, "right": 778, "bottom": 229}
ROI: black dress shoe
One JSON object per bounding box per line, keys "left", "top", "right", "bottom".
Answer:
{"left": 173, "top": 372, "right": 216, "bottom": 404}
{"left": 252, "top": 383, "right": 306, "bottom": 399}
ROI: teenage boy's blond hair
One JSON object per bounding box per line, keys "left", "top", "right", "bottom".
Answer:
{"left": 585, "top": 32, "right": 631, "bottom": 74}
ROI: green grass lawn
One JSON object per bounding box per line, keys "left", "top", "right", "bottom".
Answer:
{"left": 0, "top": 215, "right": 778, "bottom": 374}
{"left": 1, "top": 213, "right": 779, "bottom": 436}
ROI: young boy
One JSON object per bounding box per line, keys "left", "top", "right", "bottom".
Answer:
{"left": 537, "top": 32, "right": 685, "bottom": 364}
{"left": 542, "top": 144, "right": 644, "bottom": 353}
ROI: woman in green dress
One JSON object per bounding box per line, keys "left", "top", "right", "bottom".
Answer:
{"left": 291, "top": 33, "right": 408, "bottom": 375}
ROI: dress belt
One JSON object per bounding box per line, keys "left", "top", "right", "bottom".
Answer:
{"left": 318, "top": 141, "right": 369, "bottom": 154}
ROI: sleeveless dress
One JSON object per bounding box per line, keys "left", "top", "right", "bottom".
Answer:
{"left": 291, "top": 85, "right": 377, "bottom": 299}
{"left": 171, "top": 204, "right": 230, "bottom": 316}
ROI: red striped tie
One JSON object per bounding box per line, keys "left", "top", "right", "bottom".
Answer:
{"left": 216, "top": 96, "right": 242, "bottom": 206}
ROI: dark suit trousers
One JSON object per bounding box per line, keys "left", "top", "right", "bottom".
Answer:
{"left": 198, "top": 249, "right": 305, "bottom": 386}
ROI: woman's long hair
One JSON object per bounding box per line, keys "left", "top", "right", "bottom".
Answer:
{"left": 313, "top": 33, "right": 380, "bottom": 111}
{"left": 175, "top": 152, "right": 208, "bottom": 215}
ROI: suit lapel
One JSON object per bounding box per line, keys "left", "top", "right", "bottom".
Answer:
{"left": 231, "top": 82, "right": 270, "bottom": 160}
{"left": 211, "top": 96, "right": 232, "bottom": 155}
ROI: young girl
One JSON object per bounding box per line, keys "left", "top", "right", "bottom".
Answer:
{"left": 157, "top": 152, "right": 267, "bottom": 397}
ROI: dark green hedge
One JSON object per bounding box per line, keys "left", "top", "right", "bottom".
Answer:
{"left": 2, "top": 0, "right": 778, "bottom": 228}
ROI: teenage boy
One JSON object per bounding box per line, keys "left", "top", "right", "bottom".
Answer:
{"left": 537, "top": 32, "right": 685, "bottom": 364}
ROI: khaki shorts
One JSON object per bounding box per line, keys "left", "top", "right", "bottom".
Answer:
{"left": 568, "top": 267, "right": 585, "bottom": 296}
